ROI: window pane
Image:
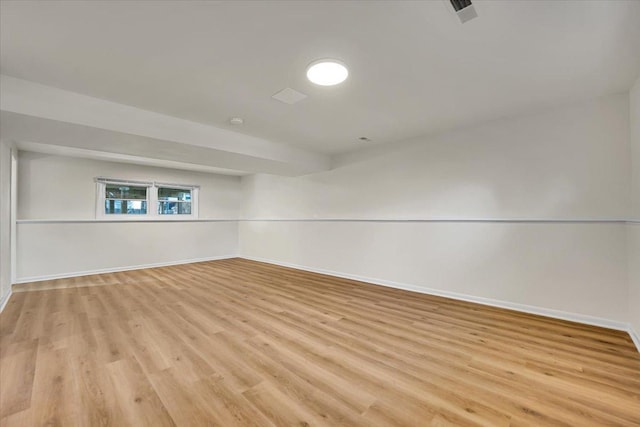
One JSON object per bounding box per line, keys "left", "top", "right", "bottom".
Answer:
{"left": 158, "top": 201, "right": 191, "bottom": 215}
{"left": 105, "top": 200, "right": 147, "bottom": 214}
{"left": 105, "top": 184, "right": 147, "bottom": 200}
{"left": 158, "top": 187, "right": 191, "bottom": 202}
{"left": 178, "top": 202, "right": 191, "bottom": 215}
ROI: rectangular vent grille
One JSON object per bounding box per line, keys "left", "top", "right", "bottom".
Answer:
{"left": 450, "top": 0, "right": 472, "bottom": 12}
{"left": 450, "top": 0, "right": 477, "bottom": 23}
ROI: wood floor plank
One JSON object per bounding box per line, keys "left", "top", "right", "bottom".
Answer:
{"left": 148, "top": 368, "right": 224, "bottom": 427}
{"left": 2, "top": 258, "right": 639, "bottom": 426}
{"left": 0, "top": 338, "right": 38, "bottom": 418}
{"left": 104, "top": 355, "right": 176, "bottom": 426}
{"left": 190, "top": 374, "right": 275, "bottom": 427}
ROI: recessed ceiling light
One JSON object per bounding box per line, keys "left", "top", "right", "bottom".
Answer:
{"left": 306, "top": 59, "right": 349, "bottom": 86}
{"left": 229, "top": 117, "right": 244, "bottom": 125}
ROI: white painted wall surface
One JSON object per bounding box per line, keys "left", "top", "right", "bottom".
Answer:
{"left": 0, "top": 140, "right": 13, "bottom": 309}
{"left": 17, "top": 221, "right": 237, "bottom": 281}
{"left": 633, "top": 79, "right": 640, "bottom": 220}
{"left": 16, "top": 153, "right": 242, "bottom": 281}
{"left": 240, "top": 94, "right": 631, "bottom": 325}
{"left": 244, "top": 94, "right": 630, "bottom": 220}
{"left": 18, "top": 152, "right": 243, "bottom": 219}
{"left": 629, "top": 76, "right": 640, "bottom": 344}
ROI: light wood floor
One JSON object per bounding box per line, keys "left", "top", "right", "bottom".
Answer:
{"left": 1, "top": 259, "right": 639, "bottom": 426}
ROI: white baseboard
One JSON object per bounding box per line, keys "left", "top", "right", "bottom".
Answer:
{"left": 0, "top": 288, "right": 12, "bottom": 313}
{"left": 240, "top": 255, "right": 630, "bottom": 332}
{"left": 629, "top": 326, "right": 640, "bottom": 353}
{"left": 14, "top": 255, "right": 239, "bottom": 284}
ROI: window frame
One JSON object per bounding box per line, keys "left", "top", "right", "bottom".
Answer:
{"left": 155, "top": 183, "right": 199, "bottom": 219}
{"left": 95, "top": 178, "right": 199, "bottom": 220}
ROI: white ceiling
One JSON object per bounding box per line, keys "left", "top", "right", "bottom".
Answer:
{"left": 1, "top": 0, "right": 640, "bottom": 157}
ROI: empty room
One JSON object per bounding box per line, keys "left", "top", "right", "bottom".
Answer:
{"left": 1, "top": 0, "right": 639, "bottom": 425}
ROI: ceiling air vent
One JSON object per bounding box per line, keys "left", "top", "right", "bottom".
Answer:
{"left": 272, "top": 88, "right": 308, "bottom": 105}
{"left": 450, "top": 0, "right": 478, "bottom": 23}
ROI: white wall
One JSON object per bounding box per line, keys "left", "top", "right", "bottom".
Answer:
{"left": 16, "top": 153, "right": 242, "bottom": 281}
{"left": 0, "top": 140, "right": 14, "bottom": 309}
{"left": 240, "top": 93, "right": 631, "bottom": 326}
{"left": 243, "top": 94, "right": 630, "bottom": 220}
{"left": 629, "top": 77, "right": 640, "bottom": 344}
{"left": 18, "top": 151, "right": 243, "bottom": 220}
{"left": 17, "top": 221, "right": 237, "bottom": 280}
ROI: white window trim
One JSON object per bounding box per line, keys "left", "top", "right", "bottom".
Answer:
{"left": 95, "top": 178, "right": 199, "bottom": 220}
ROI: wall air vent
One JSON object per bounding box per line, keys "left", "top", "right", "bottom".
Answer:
{"left": 450, "top": 0, "right": 478, "bottom": 23}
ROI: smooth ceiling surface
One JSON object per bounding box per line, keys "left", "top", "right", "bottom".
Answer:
{"left": 1, "top": 0, "right": 640, "bottom": 155}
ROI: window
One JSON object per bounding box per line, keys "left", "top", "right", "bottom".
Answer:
{"left": 96, "top": 178, "right": 198, "bottom": 219}
{"left": 157, "top": 187, "right": 192, "bottom": 215}
{"left": 104, "top": 184, "right": 148, "bottom": 215}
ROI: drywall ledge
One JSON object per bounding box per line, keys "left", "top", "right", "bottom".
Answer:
{"left": 14, "top": 254, "right": 238, "bottom": 284}
{"left": 240, "top": 255, "right": 630, "bottom": 332}
{"left": 17, "top": 219, "right": 238, "bottom": 224}
{"left": 237, "top": 218, "right": 630, "bottom": 223}
{"left": 18, "top": 218, "right": 637, "bottom": 224}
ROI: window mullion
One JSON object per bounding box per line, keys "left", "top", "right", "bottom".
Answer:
{"left": 150, "top": 186, "right": 158, "bottom": 218}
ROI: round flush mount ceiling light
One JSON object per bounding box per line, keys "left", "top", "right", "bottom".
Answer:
{"left": 306, "top": 59, "right": 349, "bottom": 86}
{"left": 229, "top": 117, "right": 244, "bottom": 125}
